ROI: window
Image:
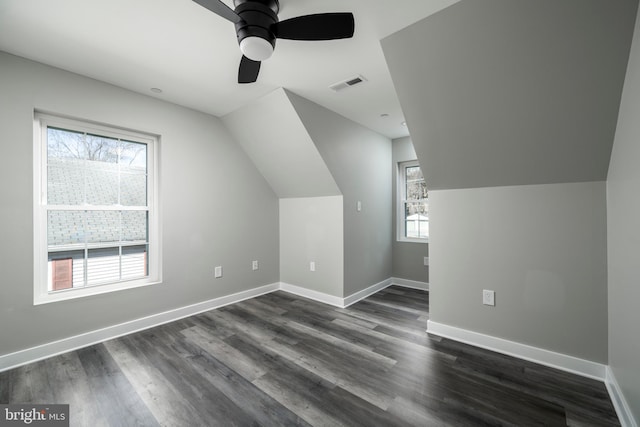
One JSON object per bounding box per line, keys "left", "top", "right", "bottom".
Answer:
{"left": 397, "top": 160, "right": 428, "bottom": 242}
{"left": 34, "top": 113, "right": 160, "bottom": 304}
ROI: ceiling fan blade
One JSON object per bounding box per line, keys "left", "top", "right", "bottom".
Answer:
{"left": 238, "top": 55, "right": 261, "bottom": 83}
{"left": 273, "top": 13, "right": 355, "bottom": 41}
{"left": 192, "top": 0, "right": 242, "bottom": 24}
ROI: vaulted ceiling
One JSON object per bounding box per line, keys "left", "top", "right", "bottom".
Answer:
{"left": 0, "top": 0, "right": 459, "bottom": 139}
{"left": 2, "top": 0, "right": 636, "bottom": 193}
{"left": 382, "top": 0, "right": 638, "bottom": 190}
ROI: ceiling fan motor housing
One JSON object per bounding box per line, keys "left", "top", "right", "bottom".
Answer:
{"left": 233, "top": 0, "right": 280, "bottom": 50}
{"left": 192, "top": 0, "right": 354, "bottom": 82}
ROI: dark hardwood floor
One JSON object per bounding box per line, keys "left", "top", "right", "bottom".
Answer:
{"left": 0, "top": 286, "right": 620, "bottom": 426}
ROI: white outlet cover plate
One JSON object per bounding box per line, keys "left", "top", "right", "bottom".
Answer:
{"left": 483, "top": 290, "right": 495, "bottom": 306}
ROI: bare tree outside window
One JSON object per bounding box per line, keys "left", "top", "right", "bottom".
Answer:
{"left": 47, "top": 127, "right": 146, "bottom": 166}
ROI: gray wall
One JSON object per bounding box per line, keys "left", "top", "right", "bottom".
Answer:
{"left": 381, "top": 0, "right": 629, "bottom": 367}
{"left": 430, "top": 182, "right": 608, "bottom": 362}
{"left": 392, "top": 137, "right": 428, "bottom": 283}
{"left": 607, "top": 2, "right": 640, "bottom": 419}
{"left": 286, "top": 91, "right": 393, "bottom": 296}
{"left": 382, "top": 0, "right": 636, "bottom": 191}
{"left": 223, "top": 88, "right": 345, "bottom": 299}
{"left": 0, "top": 52, "right": 279, "bottom": 356}
{"left": 222, "top": 88, "right": 340, "bottom": 198}
{"left": 279, "top": 196, "right": 344, "bottom": 297}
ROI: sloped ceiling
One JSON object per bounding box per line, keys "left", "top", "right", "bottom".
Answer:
{"left": 0, "top": 0, "right": 461, "bottom": 139}
{"left": 222, "top": 88, "right": 340, "bottom": 198}
{"left": 382, "top": 0, "right": 638, "bottom": 191}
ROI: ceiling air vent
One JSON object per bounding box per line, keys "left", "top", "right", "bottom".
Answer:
{"left": 329, "top": 75, "right": 367, "bottom": 92}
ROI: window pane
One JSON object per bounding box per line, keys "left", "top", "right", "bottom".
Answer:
{"left": 120, "top": 140, "right": 147, "bottom": 170}
{"left": 120, "top": 173, "right": 147, "bottom": 206}
{"left": 47, "top": 128, "right": 85, "bottom": 205}
{"left": 120, "top": 141, "right": 147, "bottom": 206}
{"left": 85, "top": 211, "right": 120, "bottom": 244}
{"left": 48, "top": 164, "right": 84, "bottom": 205}
{"left": 405, "top": 165, "right": 427, "bottom": 201}
{"left": 419, "top": 220, "right": 429, "bottom": 238}
{"left": 85, "top": 168, "right": 119, "bottom": 205}
{"left": 48, "top": 211, "right": 85, "bottom": 246}
{"left": 121, "top": 211, "right": 148, "bottom": 242}
{"left": 48, "top": 127, "right": 86, "bottom": 160}
{"left": 85, "top": 134, "right": 118, "bottom": 164}
{"left": 406, "top": 181, "right": 428, "bottom": 201}
{"left": 406, "top": 166, "right": 423, "bottom": 181}
{"left": 122, "top": 245, "right": 148, "bottom": 280}
{"left": 87, "top": 247, "right": 120, "bottom": 285}
{"left": 48, "top": 250, "right": 84, "bottom": 290}
{"left": 405, "top": 201, "right": 428, "bottom": 216}
{"left": 405, "top": 202, "right": 429, "bottom": 239}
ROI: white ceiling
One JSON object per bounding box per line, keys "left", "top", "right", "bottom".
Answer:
{"left": 0, "top": 0, "right": 458, "bottom": 139}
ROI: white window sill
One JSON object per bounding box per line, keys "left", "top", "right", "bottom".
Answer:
{"left": 34, "top": 278, "right": 161, "bottom": 305}
{"left": 397, "top": 237, "right": 429, "bottom": 244}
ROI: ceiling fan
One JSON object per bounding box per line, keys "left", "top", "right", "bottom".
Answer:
{"left": 192, "top": 0, "right": 355, "bottom": 83}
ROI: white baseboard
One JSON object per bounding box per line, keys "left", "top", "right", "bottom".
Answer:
{"left": 1, "top": 279, "right": 396, "bottom": 372}
{"left": 427, "top": 320, "right": 606, "bottom": 381}
{"left": 280, "top": 278, "right": 395, "bottom": 309}
{"left": 279, "top": 282, "right": 346, "bottom": 307}
{"left": 0, "top": 283, "right": 280, "bottom": 373}
{"left": 343, "top": 278, "right": 393, "bottom": 307}
{"left": 391, "top": 277, "right": 429, "bottom": 291}
{"left": 8, "top": 277, "right": 624, "bottom": 421}
{"left": 606, "top": 366, "right": 638, "bottom": 427}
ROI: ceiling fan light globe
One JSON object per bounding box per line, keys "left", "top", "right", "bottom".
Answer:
{"left": 240, "top": 36, "right": 274, "bottom": 61}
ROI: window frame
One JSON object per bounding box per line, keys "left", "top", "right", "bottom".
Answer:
{"left": 397, "top": 160, "right": 429, "bottom": 244}
{"left": 33, "top": 113, "right": 161, "bottom": 305}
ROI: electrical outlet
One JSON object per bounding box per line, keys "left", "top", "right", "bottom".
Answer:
{"left": 423, "top": 257, "right": 429, "bottom": 266}
{"left": 310, "top": 261, "right": 316, "bottom": 272}
{"left": 214, "top": 266, "right": 223, "bottom": 278}
{"left": 252, "top": 260, "right": 259, "bottom": 271}
{"left": 483, "top": 290, "right": 495, "bottom": 306}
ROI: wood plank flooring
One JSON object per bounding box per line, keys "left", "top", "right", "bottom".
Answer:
{"left": 0, "top": 286, "right": 620, "bottom": 426}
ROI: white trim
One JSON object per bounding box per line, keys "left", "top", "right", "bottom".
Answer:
{"left": 391, "top": 277, "right": 429, "bottom": 291}
{"left": 606, "top": 366, "right": 638, "bottom": 427}
{"left": 3, "top": 279, "right": 395, "bottom": 372}
{"left": 279, "top": 282, "right": 346, "bottom": 308}
{"left": 343, "top": 278, "right": 393, "bottom": 307}
{"left": 396, "top": 159, "right": 429, "bottom": 243}
{"left": 0, "top": 283, "right": 279, "bottom": 373}
{"left": 397, "top": 237, "right": 429, "bottom": 244}
{"left": 3, "top": 275, "right": 627, "bottom": 423}
{"left": 427, "top": 320, "right": 607, "bottom": 381}
{"left": 280, "top": 278, "right": 396, "bottom": 309}
{"left": 33, "top": 112, "right": 162, "bottom": 305}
